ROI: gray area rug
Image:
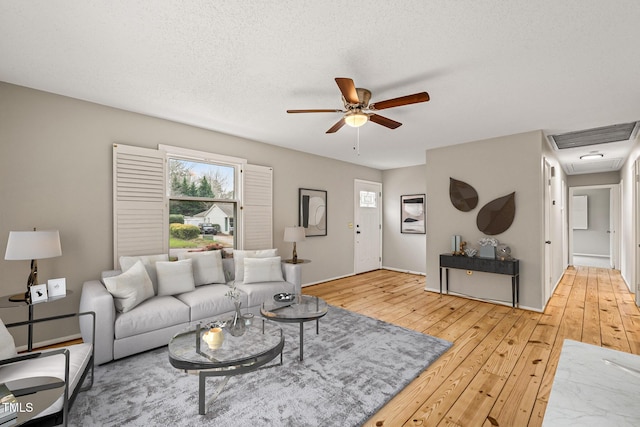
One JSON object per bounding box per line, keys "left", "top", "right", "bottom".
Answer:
{"left": 69, "top": 306, "right": 452, "bottom": 427}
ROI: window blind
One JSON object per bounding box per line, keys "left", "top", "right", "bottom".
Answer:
{"left": 112, "top": 144, "right": 168, "bottom": 268}
{"left": 242, "top": 164, "right": 273, "bottom": 250}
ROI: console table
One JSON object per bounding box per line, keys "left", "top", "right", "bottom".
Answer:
{"left": 439, "top": 254, "right": 520, "bottom": 308}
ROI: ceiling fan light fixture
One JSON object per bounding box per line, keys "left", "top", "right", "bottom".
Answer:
{"left": 344, "top": 112, "right": 368, "bottom": 128}
{"left": 579, "top": 153, "right": 604, "bottom": 160}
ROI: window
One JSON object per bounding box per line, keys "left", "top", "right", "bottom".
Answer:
{"left": 359, "top": 191, "right": 377, "bottom": 208}
{"left": 113, "top": 144, "right": 273, "bottom": 267}
{"left": 167, "top": 157, "right": 238, "bottom": 257}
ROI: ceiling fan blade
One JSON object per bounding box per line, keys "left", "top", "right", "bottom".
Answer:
{"left": 369, "top": 114, "right": 402, "bottom": 129}
{"left": 287, "top": 109, "right": 343, "bottom": 113}
{"left": 370, "top": 92, "right": 430, "bottom": 110}
{"left": 335, "top": 78, "right": 360, "bottom": 104}
{"left": 326, "top": 118, "right": 346, "bottom": 133}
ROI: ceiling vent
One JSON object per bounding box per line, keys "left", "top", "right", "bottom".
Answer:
{"left": 549, "top": 121, "right": 640, "bottom": 150}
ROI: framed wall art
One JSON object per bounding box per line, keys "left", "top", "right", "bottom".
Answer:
{"left": 299, "top": 188, "right": 327, "bottom": 236}
{"left": 401, "top": 194, "right": 426, "bottom": 234}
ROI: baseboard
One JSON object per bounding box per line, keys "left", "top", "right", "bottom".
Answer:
{"left": 382, "top": 266, "right": 426, "bottom": 276}
{"left": 573, "top": 253, "right": 609, "bottom": 258}
{"left": 302, "top": 272, "right": 355, "bottom": 287}
{"left": 15, "top": 333, "right": 82, "bottom": 352}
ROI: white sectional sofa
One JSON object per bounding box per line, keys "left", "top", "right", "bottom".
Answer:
{"left": 79, "top": 250, "right": 301, "bottom": 365}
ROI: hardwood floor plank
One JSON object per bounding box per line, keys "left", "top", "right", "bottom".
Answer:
{"left": 302, "top": 266, "right": 640, "bottom": 427}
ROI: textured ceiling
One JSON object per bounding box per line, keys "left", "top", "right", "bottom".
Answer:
{"left": 1, "top": 1, "right": 639, "bottom": 172}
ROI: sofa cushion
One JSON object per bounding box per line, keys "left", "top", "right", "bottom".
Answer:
{"left": 233, "top": 249, "right": 278, "bottom": 282}
{"left": 114, "top": 296, "right": 190, "bottom": 339}
{"left": 0, "top": 343, "right": 92, "bottom": 418}
{"left": 235, "top": 281, "right": 296, "bottom": 308}
{"left": 156, "top": 259, "right": 196, "bottom": 296}
{"left": 119, "top": 254, "right": 169, "bottom": 295}
{"left": 175, "top": 284, "right": 248, "bottom": 322}
{"left": 178, "top": 250, "right": 225, "bottom": 286}
{"left": 0, "top": 318, "right": 17, "bottom": 360}
{"left": 103, "top": 261, "right": 155, "bottom": 313}
{"left": 243, "top": 256, "right": 284, "bottom": 284}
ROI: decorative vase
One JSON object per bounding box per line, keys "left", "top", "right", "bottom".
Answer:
{"left": 227, "top": 300, "right": 246, "bottom": 337}
{"left": 203, "top": 327, "right": 224, "bottom": 349}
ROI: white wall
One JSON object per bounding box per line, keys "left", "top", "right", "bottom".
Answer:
{"left": 620, "top": 135, "right": 640, "bottom": 296}
{"left": 382, "top": 165, "right": 426, "bottom": 275}
{"left": 425, "top": 130, "right": 562, "bottom": 311}
{"left": 0, "top": 82, "right": 381, "bottom": 345}
{"left": 571, "top": 188, "right": 610, "bottom": 256}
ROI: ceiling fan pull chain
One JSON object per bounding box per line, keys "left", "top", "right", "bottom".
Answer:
{"left": 354, "top": 127, "right": 360, "bottom": 156}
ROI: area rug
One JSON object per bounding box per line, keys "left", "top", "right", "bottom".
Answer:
{"left": 69, "top": 306, "right": 452, "bottom": 427}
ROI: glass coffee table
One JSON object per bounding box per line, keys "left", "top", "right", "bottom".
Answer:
{"left": 261, "top": 295, "right": 328, "bottom": 361}
{"left": 168, "top": 320, "right": 283, "bottom": 415}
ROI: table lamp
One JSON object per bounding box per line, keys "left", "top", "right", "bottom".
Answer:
{"left": 283, "top": 226, "right": 305, "bottom": 264}
{"left": 4, "top": 229, "right": 62, "bottom": 303}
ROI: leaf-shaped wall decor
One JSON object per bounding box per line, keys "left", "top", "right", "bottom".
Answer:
{"left": 476, "top": 192, "right": 516, "bottom": 235}
{"left": 449, "top": 178, "right": 479, "bottom": 212}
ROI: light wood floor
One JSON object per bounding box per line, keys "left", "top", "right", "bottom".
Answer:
{"left": 303, "top": 266, "right": 640, "bottom": 427}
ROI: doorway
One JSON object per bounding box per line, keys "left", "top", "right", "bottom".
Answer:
{"left": 569, "top": 184, "right": 620, "bottom": 269}
{"left": 354, "top": 179, "right": 382, "bottom": 274}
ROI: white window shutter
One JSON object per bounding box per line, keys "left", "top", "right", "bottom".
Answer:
{"left": 113, "top": 144, "right": 168, "bottom": 267}
{"left": 242, "top": 164, "right": 273, "bottom": 249}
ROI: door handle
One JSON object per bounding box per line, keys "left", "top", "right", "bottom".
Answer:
{"left": 545, "top": 241, "right": 551, "bottom": 244}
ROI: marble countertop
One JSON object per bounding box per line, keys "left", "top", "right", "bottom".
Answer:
{"left": 543, "top": 339, "right": 640, "bottom": 426}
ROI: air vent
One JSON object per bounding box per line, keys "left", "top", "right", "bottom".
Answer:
{"left": 549, "top": 122, "right": 639, "bottom": 150}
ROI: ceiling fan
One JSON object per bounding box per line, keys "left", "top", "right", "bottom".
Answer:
{"left": 287, "top": 77, "right": 430, "bottom": 133}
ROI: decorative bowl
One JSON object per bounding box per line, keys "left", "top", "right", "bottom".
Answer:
{"left": 273, "top": 293, "right": 295, "bottom": 303}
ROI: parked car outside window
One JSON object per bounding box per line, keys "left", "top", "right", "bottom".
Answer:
{"left": 199, "top": 223, "right": 217, "bottom": 235}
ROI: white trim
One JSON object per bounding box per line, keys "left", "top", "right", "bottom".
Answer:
{"left": 158, "top": 144, "right": 246, "bottom": 166}
{"left": 15, "top": 333, "right": 82, "bottom": 352}
{"left": 382, "top": 265, "right": 426, "bottom": 276}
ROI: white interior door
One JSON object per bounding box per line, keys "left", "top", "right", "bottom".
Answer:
{"left": 354, "top": 180, "right": 382, "bottom": 274}
{"left": 543, "top": 160, "right": 553, "bottom": 303}
{"left": 609, "top": 185, "right": 620, "bottom": 269}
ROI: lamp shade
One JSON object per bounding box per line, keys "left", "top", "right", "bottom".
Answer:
{"left": 283, "top": 226, "right": 306, "bottom": 243}
{"left": 5, "top": 230, "right": 62, "bottom": 260}
{"left": 344, "top": 112, "right": 368, "bottom": 128}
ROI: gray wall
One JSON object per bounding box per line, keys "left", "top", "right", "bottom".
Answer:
{"left": 572, "top": 188, "right": 610, "bottom": 256}
{"left": 0, "top": 82, "right": 381, "bottom": 346}
{"left": 567, "top": 171, "right": 620, "bottom": 187}
{"left": 382, "top": 165, "right": 426, "bottom": 274}
{"left": 425, "top": 130, "right": 562, "bottom": 311}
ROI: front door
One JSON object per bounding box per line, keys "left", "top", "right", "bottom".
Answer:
{"left": 354, "top": 180, "right": 382, "bottom": 274}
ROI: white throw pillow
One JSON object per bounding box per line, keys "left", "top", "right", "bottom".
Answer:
{"left": 156, "top": 259, "right": 196, "bottom": 296}
{"left": 233, "top": 249, "right": 278, "bottom": 282}
{"left": 119, "top": 254, "right": 169, "bottom": 295}
{"left": 243, "top": 256, "right": 284, "bottom": 284}
{"left": 0, "top": 318, "right": 17, "bottom": 359}
{"left": 103, "top": 260, "right": 155, "bottom": 313}
{"left": 178, "top": 250, "right": 225, "bottom": 286}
